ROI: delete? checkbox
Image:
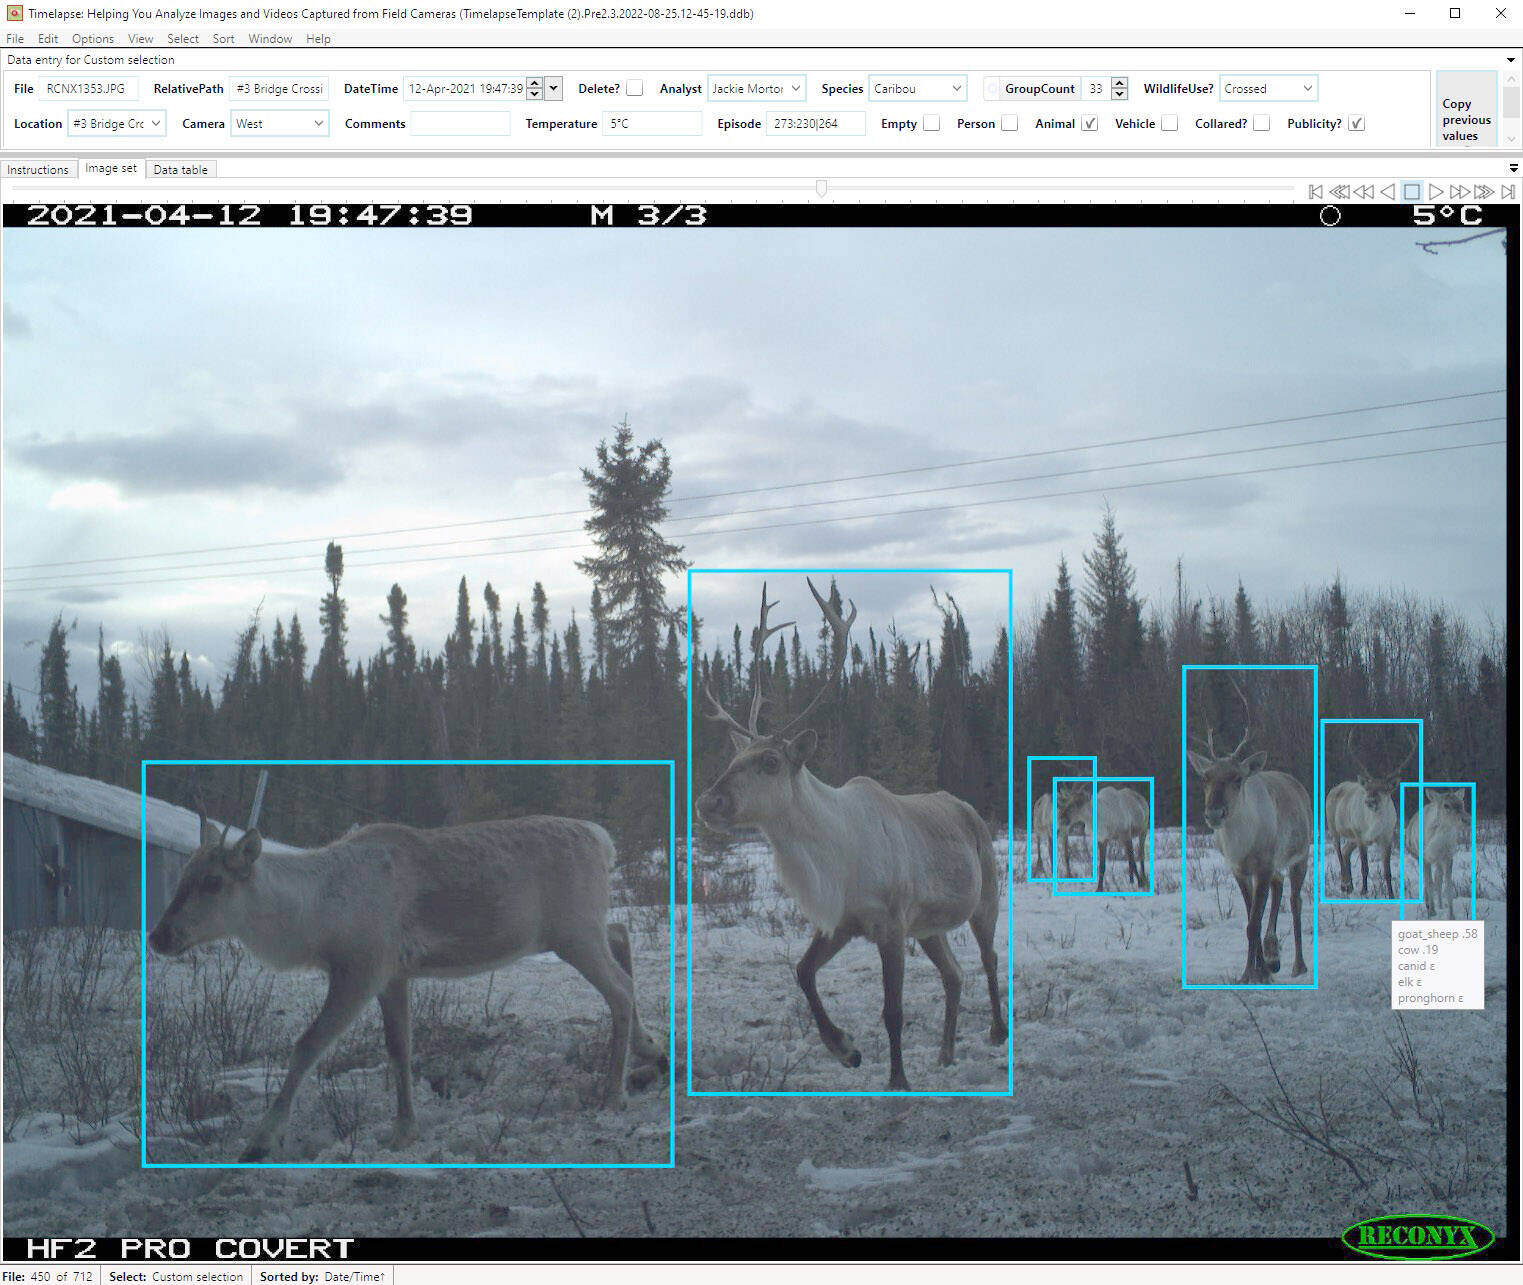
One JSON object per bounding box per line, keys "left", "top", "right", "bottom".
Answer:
{"left": 625, "top": 79, "right": 644, "bottom": 97}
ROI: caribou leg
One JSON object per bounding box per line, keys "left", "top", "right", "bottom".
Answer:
{"left": 970, "top": 893, "right": 1007, "bottom": 1044}
{"left": 1235, "top": 873, "right": 1271, "bottom": 984}
{"left": 1096, "top": 837, "right": 1108, "bottom": 892}
{"left": 1263, "top": 875, "right": 1284, "bottom": 974}
{"left": 1335, "top": 840, "right": 1353, "bottom": 896}
{"left": 242, "top": 962, "right": 381, "bottom": 1161}
{"left": 918, "top": 933, "right": 962, "bottom": 1066}
{"left": 607, "top": 922, "right": 667, "bottom": 1070}
{"left": 1381, "top": 843, "right": 1395, "bottom": 898}
{"left": 876, "top": 933, "right": 910, "bottom": 1091}
{"left": 555, "top": 932, "right": 636, "bottom": 1109}
{"left": 795, "top": 927, "right": 860, "bottom": 1067}
{"left": 1232, "top": 872, "right": 1255, "bottom": 983}
{"left": 1289, "top": 860, "right": 1308, "bottom": 975}
{"left": 1246, "top": 876, "right": 1273, "bottom": 983}
{"left": 377, "top": 978, "right": 417, "bottom": 1149}
{"left": 1358, "top": 843, "right": 1370, "bottom": 897}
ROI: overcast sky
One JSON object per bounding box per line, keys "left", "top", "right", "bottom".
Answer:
{"left": 1, "top": 223, "right": 1507, "bottom": 710}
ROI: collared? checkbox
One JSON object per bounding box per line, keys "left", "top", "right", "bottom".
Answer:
{"left": 1253, "top": 114, "right": 1270, "bottom": 131}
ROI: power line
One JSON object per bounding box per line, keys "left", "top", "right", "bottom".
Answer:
{"left": 3, "top": 387, "right": 1503, "bottom": 574}
{"left": 4, "top": 437, "right": 1503, "bottom": 598}
{"left": 4, "top": 413, "right": 1501, "bottom": 588}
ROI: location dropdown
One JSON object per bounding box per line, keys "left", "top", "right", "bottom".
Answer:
{"left": 67, "top": 110, "right": 166, "bottom": 137}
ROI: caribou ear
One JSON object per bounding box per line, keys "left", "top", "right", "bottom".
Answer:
{"left": 199, "top": 815, "right": 218, "bottom": 849}
{"left": 1241, "top": 750, "right": 1269, "bottom": 774}
{"left": 224, "top": 829, "right": 262, "bottom": 875}
{"left": 729, "top": 730, "right": 751, "bottom": 754}
{"left": 1425, "top": 787, "right": 1443, "bottom": 804}
{"left": 1186, "top": 751, "right": 1213, "bottom": 777}
{"left": 785, "top": 728, "right": 818, "bottom": 768}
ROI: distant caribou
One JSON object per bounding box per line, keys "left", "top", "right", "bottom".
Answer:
{"left": 695, "top": 579, "right": 1007, "bottom": 1090}
{"left": 1030, "top": 791, "right": 1066, "bottom": 877}
{"left": 1407, "top": 788, "right": 1471, "bottom": 920}
{"left": 149, "top": 814, "right": 664, "bottom": 1161}
{"left": 1187, "top": 701, "right": 1312, "bottom": 983}
{"left": 1326, "top": 731, "right": 1415, "bottom": 897}
{"left": 1057, "top": 782, "right": 1151, "bottom": 892}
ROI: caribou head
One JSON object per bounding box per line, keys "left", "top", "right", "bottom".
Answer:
{"left": 1187, "top": 705, "right": 1269, "bottom": 832}
{"left": 148, "top": 812, "right": 263, "bottom": 957}
{"left": 695, "top": 578, "right": 856, "bottom": 832}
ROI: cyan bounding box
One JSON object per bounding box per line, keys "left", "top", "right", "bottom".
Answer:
{"left": 686, "top": 567, "right": 1016, "bottom": 1099}
{"left": 1023, "top": 754, "right": 1097, "bottom": 882}
{"left": 1179, "top": 664, "right": 1321, "bottom": 992}
{"left": 139, "top": 757, "right": 678, "bottom": 1171}
{"left": 1398, "top": 781, "right": 1479, "bottom": 922}
{"left": 1318, "top": 717, "right": 1425, "bottom": 906}
{"left": 1048, "top": 775, "right": 1156, "bottom": 898}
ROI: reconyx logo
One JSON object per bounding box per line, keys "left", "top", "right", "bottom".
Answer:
{"left": 1342, "top": 1214, "right": 1495, "bottom": 1261}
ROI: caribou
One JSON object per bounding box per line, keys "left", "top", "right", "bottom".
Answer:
{"left": 695, "top": 579, "right": 1006, "bottom": 1091}
{"left": 1030, "top": 791, "right": 1067, "bottom": 878}
{"left": 148, "top": 814, "right": 664, "bottom": 1161}
{"left": 1326, "top": 731, "right": 1415, "bottom": 897}
{"left": 1406, "top": 788, "right": 1471, "bottom": 920}
{"left": 1187, "top": 715, "right": 1312, "bottom": 983}
{"left": 1056, "top": 782, "right": 1151, "bottom": 891}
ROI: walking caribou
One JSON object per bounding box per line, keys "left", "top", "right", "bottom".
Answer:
{"left": 1056, "top": 782, "right": 1151, "bottom": 891}
{"left": 148, "top": 814, "right": 665, "bottom": 1161}
{"left": 695, "top": 579, "right": 1007, "bottom": 1091}
{"left": 1326, "top": 731, "right": 1415, "bottom": 897}
{"left": 1406, "top": 788, "right": 1471, "bottom": 919}
{"left": 1187, "top": 721, "right": 1312, "bottom": 983}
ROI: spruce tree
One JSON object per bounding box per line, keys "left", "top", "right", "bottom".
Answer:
{"left": 37, "top": 615, "right": 77, "bottom": 771}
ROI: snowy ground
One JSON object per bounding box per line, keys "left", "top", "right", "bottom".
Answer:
{"left": 3, "top": 827, "right": 1509, "bottom": 1241}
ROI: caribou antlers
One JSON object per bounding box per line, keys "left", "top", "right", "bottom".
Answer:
{"left": 1347, "top": 726, "right": 1417, "bottom": 784}
{"left": 702, "top": 577, "right": 857, "bottom": 743}
{"left": 701, "top": 582, "right": 792, "bottom": 740}
{"left": 1201, "top": 675, "right": 1253, "bottom": 761}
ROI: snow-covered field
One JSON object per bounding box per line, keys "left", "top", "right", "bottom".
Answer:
{"left": 3, "top": 827, "right": 1509, "bottom": 1241}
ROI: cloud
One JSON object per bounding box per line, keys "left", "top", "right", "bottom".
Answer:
{"left": 10, "top": 427, "right": 345, "bottom": 497}
{"left": 3, "top": 303, "right": 32, "bottom": 340}
{"left": 47, "top": 481, "right": 130, "bottom": 512}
